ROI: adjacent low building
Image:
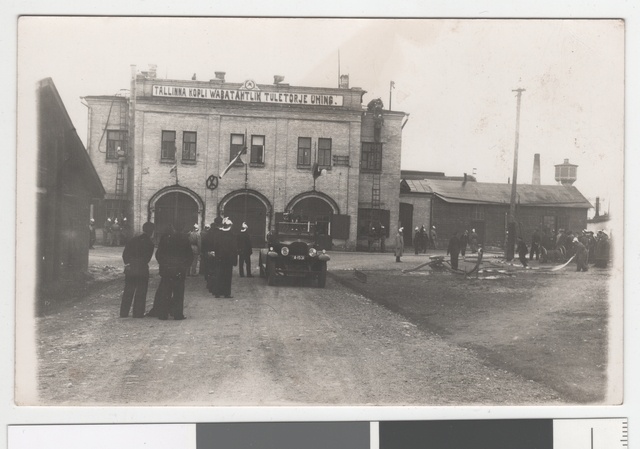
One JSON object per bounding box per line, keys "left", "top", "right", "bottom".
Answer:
{"left": 401, "top": 177, "right": 592, "bottom": 248}
{"left": 84, "top": 67, "right": 407, "bottom": 250}
{"left": 38, "top": 78, "right": 105, "bottom": 285}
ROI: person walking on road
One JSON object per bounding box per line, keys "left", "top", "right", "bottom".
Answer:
{"left": 213, "top": 217, "right": 238, "bottom": 298}
{"left": 395, "top": 227, "right": 404, "bottom": 263}
{"left": 188, "top": 223, "right": 201, "bottom": 276}
{"left": 237, "top": 222, "right": 253, "bottom": 277}
{"left": 447, "top": 232, "right": 461, "bottom": 270}
{"left": 119, "top": 222, "right": 155, "bottom": 318}
{"left": 154, "top": 224, "right": 193, "bottom": 320}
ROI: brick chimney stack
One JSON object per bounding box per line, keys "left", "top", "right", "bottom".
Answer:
{"left": 532, "top": 153, "right": 541, "bottom": 185}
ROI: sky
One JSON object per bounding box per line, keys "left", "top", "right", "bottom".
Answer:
{"left": 17, "top": 17, "right": 624, "bottom": 216}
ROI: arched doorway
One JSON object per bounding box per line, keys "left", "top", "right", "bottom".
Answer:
{"left": 287, "top": 193, "right": 339, "bottom": 249}
{"left": 149, "top": 187, "right": 203, "bottom": 238}
{"left": 221, "top": 192, "right": 270, "bottom": 248}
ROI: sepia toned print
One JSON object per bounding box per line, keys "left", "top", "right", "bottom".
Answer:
{"left": 16, "top": 17, "right": 623, "bottom": 406}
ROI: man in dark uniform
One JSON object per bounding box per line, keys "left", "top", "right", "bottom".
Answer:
{"left": 202, "top": 217, "right": 222, "bottom": 294}
{"left": 237, "top": 222, "right": 253, "bottom": 277}
{"left": 119, "top": 222, "right": 155, "bottom": 318}
{"left": 469, "top": 228, "right": 478, "bottom": 253}
{"left": 517, "top": 237, "right": 529, "bottom": 268}
{"left": 199, "top": 224, "right": 211, "bottom": 275}
{"left": 447, "top": 232, "right": 461, "bottom": 270}
{"left": 419, "top": 225, "right": 428, "bottom": 253}
{"left": 213, "top": 217, "right": 238, "bottom": 298}
{"left": 529, "top": 229, "right": 541, "bottom": 260}
{"left": 154, "top": 223, "right": 193, "bottom": 320}
{"left": 574, "top": 237, "right": 589, "bottom": 272}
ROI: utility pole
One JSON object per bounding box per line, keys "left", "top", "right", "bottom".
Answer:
{"left": 506, "top": 88, "right": 525, "bottom": 261}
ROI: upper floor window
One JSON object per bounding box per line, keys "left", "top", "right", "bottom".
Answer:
{"left": 251, "top": 135, "right": 265, "bottom": 165}
{"left": 297, "top": 137, "right": 312, "bottom": 166}
{"left": 161, "top": 130, "right": 176, "bottom": 161}
{"left": 106, "top": 130, "right": 127, "bottom": 160}
{"left": 230, "top": 133, "right": 245, "bottom": 164}
{"left": 361, "top": 142, "right": 383, "bottom": 171}
{"left": 182, "top": 131, "right": 197, "bottom": 162}
{"left": 318, "top": 138, "right": 332, "bottom": 167}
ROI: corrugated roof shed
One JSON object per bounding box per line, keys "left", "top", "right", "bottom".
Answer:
{"left": 402, "top": 179, "right": 592, "bottom": 208}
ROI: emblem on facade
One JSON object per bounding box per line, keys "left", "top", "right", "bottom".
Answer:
{"left": 241, "top": 79, "right": 259, "bottom": 91}
{"left": 206, "top": 175, "right": 219, "bottom": 190}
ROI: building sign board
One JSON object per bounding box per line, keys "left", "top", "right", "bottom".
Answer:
{"left": 152, "top": 85, "right": 344, "bottom": 107}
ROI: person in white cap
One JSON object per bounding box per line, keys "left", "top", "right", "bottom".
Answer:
{"left": 89, "top": 218, "right": 96, "bottom": 249}
{"left": 573, "top": 237, "right": 589, "bottom": 272}
{"left": 395, "top": 227, "right": 404, "bottom": 262}
{"left": 103, "top": 218, "right": 112, "bottom": 245}
{"left": 237, "top": 222, "right": 253, "bottom": 277}
{"left": 469, "top": 228, "right": 478, "bottom": 253}
{"left": 213, "top": 217, "right": 238, "bottom": 297}
{"left": 188, "top": 223, "right": 201, "bottom": 276}
{"left": 413, "top": 226, "right": 421, "bottom": 255}
{"left": 111, "top": 218, "right": 121, "bottom": 247}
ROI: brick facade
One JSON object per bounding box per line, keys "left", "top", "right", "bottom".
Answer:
{"left": 85, "top": 73, "right": 406, "bottom": 250}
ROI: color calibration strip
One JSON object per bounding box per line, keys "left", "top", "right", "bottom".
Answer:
{"left": 8, "top": 418, "right": 627, "bottom": 449}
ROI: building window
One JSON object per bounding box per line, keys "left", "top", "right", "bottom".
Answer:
{"left": 230, "top": 133, "right": 245, "bottom": 164}
{"left": 182, "top": 131, "right": 197, "bottom": 162}
{"left": 161, "top": 130, "right": 176, "bottom": 161}
{"left": 318, "top": 138, "right": 332, "bottom": 167}
{"left": 251, "top": 135, "right": 265, "bottom": 165}
{"left": 106, "top": 130, "right": 127, "bottom": 160}
{"left": 298, "top": 137, "right": 311, "bottom": 166}
{"left": 472, "top": 205, "right": 485, "bottom": 220}
{"left": 361, "top": 142, "right": 382, "bottom": 171}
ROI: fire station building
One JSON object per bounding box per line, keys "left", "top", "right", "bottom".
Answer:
{"left": 84, "top": 66, "right": 407, "bottom": 250}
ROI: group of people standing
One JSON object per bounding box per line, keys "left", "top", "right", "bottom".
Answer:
{"left": 412, "top": 225, "right": 438, "bottom": 254}
{"left": 119, "top": 218, "right": 254, "bottom": 321}
{"left": 100, "top": 217, "right": 131, "bottom": 247}
{"left": 516, "top": 228, "right": 611, "bottom": 272}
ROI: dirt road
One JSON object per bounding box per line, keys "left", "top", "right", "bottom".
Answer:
{"left": 35, "top": 252, "right": 563, "bottom": 406}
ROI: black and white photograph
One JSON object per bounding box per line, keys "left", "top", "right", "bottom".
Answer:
{"left": 15, "top": 16, "right": 626, "bottom": 409}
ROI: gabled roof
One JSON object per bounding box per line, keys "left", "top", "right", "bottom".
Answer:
{"left": 39, "top": 78, "right": 105, "bottom": 198}
{"left": 402, "top": 179, "right": 592, "bottom": 209}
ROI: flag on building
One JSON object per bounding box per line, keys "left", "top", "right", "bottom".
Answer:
{"left": 220, "top": 130, "right": 248, "bottom": 179}
{"left": 169, "top": 164, "right": 177, "bottom": 174}
{"left": 220, "top": 146, "right": 247, "bottom": 178}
